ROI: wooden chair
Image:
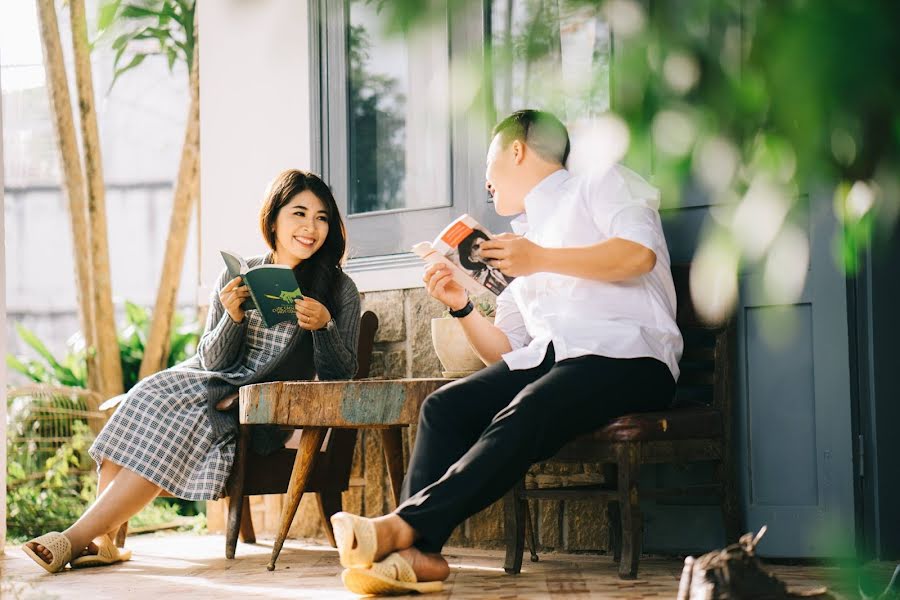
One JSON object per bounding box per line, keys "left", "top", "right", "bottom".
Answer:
{"left": 115, "top": 310, "right": 379, "bottom": 558}
{"left": 502, "top": 264, "right": 742, "bottom": 580}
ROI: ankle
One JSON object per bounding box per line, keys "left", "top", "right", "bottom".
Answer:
{"left": 385, "top": 514, "right": 416, "bottom": 549}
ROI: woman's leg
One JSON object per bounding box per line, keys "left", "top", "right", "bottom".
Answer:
{"left": 27, "top": 466, "right": 162, "bottom": 564}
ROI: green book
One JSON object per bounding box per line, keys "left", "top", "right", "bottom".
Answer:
{"left": 220, "top": 250, "right": 304, "bottom": 328}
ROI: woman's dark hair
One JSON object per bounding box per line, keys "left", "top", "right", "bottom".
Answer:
{"left": 259, "top": 169, "right": 347, "bottom": 313}
{"left": 492, "top": 109, "right": 570, "bottom": 166}
{"left": 457, "top": 229, "right": 490, "bottom": 271}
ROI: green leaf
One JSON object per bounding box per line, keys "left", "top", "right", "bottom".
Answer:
{"left": 120, "top": 4, "right": 164, "bottom": 20}
{"left": 166, "top": 45, "right": 177, "bottom": 71}
{"left": 96, "top": 0, "right": 122, "bottom": 33}
{"left": 16, "top": 324, "right": 63, "bottom": 372}
{"left": 108, "top": 53, "right": 147, "bottom": 90}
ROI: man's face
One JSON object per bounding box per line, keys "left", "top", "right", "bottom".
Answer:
{"left": 485, "top": 135, "right": 527, "bottom": 216}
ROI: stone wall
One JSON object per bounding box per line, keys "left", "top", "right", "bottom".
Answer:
{"left": 208, "top": 287, "right": 612, "bottom": 554}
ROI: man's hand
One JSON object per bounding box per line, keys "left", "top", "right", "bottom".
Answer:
{"left": 480, "top": 234, "right": 546, "bottom": 277}
{"left": 220, "top": 276, "right": 250, "bottom": 323}
{"left": 295, "top": 297, "right": 332, "bottom": 330}
{"left": 423, "top": 263, "right": 468, "bottom": 311}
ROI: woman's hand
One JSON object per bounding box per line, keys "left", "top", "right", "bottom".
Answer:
{"left": 423, "top": 263, "right": 468, "bottom": 311}
{"left": 220, "top": 276, "right": 250, "bottom": 323}
{"left": 295, "top": 297, "right": 332, "bottom": 330}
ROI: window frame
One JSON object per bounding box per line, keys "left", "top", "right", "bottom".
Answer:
{"left": 309, "top": 0, "right": 503, "bottom": 268}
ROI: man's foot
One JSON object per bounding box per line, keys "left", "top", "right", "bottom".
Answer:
{"left": 396, "top": 547, "right": 450, "bottom": 582}
{"left": 371, "top": 515, "right": 417, "bottom": 563}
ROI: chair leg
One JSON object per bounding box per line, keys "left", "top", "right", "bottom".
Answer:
{"left": 524, "top": 497, "right": 539, "bottom": 562}
{"left": 603, "top": 463, "right": 621, "bottom": 562}
{"left": 239, "top": 497, "right": 256, "bottom": 544}
{"left": 617, "top": 442, "right": 642, "bottom": 580}
{"left": 316, "top": 489, "right": 343, "bottom": 548}
{"left": 114, "top": 522, "right": 128, "bottom": 548}
{"left": 503, "top": 481, "right": 526, "bottom": 575}
{"left": 225, "top": 426, "right": 250, "bottom": 559}
{"left": 716, "top": 458, "right": 743, "bottom": 543}
{"left": 607, "top": 500, "right": 622, "bottom": 563}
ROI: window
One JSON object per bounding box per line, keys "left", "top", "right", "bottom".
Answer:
{"left": 492, "top": 0, "right": 611, "bottom": 126}
{"left": 312, "top": 0, "right": 612, "bottom": 263}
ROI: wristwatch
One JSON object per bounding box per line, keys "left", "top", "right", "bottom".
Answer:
{"left": 449, "top": 300, "right": 475, "bottom": 318}
{"left": 323, "top": 318, "right": 337, "bottom": 331}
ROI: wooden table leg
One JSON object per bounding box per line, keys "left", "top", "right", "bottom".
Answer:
{"left": 267, "top": 426, "right": 326, "bottom": 571}
{"left": 381, "top": 427, "right": 405, "bottom": 508}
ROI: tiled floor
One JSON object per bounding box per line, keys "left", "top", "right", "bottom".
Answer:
{"left": 0, "top": 533, "right": 893, "bottom": 599}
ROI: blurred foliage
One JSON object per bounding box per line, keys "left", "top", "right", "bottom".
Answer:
{"left": 371, "top": 0, "right": 899, "bottom": 319}
{"left": 7, "top": 301, "right": 200, "bottom": 392}
{"left": 6, "top": 421, "right": 96, "bottom": 541}
{"left": 94, "top": 0, "right": 195, "bottom": 89}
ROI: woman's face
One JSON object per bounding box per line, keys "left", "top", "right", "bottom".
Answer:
{"left": 273, "top": 190, "right": 330, "bottom": 265}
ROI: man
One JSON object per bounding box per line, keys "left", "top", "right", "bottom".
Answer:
{"left": 333, "top": 109, "right": 684, "bottom": 595}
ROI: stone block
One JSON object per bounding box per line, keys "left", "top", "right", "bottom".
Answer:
{"left": 362, "top": 290, "right": 406, "bottom": 342}
{"left": 537, "top": 499, "right": 562, "bottom": 550}
{"left": 406, "top": 288, "right": 445, "bottom": 377}
{"left": 564, "top": 499, "right": 609, "bottom": 551}
{"left": 383, "top": 350, "right": 407, "bottom": 379}
{"left": 466, "top": 500, "right": 506, "bottom": 547}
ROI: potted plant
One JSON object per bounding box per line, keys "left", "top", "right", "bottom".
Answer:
{"left": 431, "top": 300, "right": 495, "bottom": 378}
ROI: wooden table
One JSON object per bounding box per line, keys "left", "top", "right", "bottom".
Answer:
{"left": 239, "top": 378, "right": 450, "bottom": 570}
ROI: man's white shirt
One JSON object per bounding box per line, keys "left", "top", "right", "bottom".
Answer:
{"left": 493, "top": 165, "right": 684, "bottom": 380}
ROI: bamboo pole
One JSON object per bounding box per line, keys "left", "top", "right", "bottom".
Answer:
{"left": 69, "top": 0, "right": 124, "bottom": 402}
{"left": 138, "top": 36, "right": 201, "bottom": 380}
{"left": 35, "top": 0, "right": 99, "bottom": 395}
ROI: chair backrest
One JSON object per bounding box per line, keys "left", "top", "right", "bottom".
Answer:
{"left": 671, "top": 264, "right": 735, "bottom": 417}
{"left": 353, "top": 310, "right": 379, "bottom": 379}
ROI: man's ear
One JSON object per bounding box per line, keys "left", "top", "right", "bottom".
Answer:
{"left": 511, "top": 140, "right": 526, "bottom": 165}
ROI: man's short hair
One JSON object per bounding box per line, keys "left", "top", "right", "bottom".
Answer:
{"left": 491, "top": 109, "right": 570, "bottom": 166}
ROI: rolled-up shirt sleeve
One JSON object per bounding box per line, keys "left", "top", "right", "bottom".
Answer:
{"left": 494, "top": 287, "right": 531, "bottom": 352}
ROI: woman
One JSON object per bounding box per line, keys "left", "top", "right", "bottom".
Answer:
{"left": 23, "top": 169, "right": 361, "bottom": 573}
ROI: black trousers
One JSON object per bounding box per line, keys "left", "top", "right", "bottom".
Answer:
{"left": 395, "top": 344, "right": 675, "bottom": 553}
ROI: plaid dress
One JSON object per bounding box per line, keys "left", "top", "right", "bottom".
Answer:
{"left": 89, "top": 309, "right": 297, "bottom": 500}
{"left": 88, "top": 254, "right": 362, "bottom": 501}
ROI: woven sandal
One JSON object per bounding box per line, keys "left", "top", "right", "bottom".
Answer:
{"left": 70, "top": 534, "right": 133, "bottom": 569}
{"left": 22, "top": 532, "right": 73, "bottom": 574}
{"left": 341, "top": 552, "right": 444, "bottom": 596}
{"left": 331, "top": 512, "right": 379, "bottom": 568}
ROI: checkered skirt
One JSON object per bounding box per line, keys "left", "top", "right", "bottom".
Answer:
{"left": 89, "top": 310, "right": 297, "bottom": 500}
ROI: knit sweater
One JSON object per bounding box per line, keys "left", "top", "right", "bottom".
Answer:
{"left": 176, "top": 253, "right": 361, "bottom": 442}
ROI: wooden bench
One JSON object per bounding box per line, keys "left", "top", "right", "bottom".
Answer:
{"left": 502, "top": 264, "right": 742, "bottom": 579}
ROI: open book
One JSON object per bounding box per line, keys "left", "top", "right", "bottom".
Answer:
{"left": 220, "top": 250, "right": 304, "bottom": 328}
{"left": 412, "top": 214, "right": 514, "bottom": 296}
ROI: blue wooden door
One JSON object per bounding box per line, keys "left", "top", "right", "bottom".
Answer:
{"left": 735, "top": 197, "right": 857, "bottom": 557}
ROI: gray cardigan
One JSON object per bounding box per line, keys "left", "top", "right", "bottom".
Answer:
{"left": 178, "top": 254, "right": 361, "bottom": 443}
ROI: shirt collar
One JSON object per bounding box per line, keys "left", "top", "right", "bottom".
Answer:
{"left": 510, "top": 168, "right": 571, "bottom": 235}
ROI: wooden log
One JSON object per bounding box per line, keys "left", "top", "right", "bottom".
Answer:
{"left": 240, "top": 379, "right": 449, "bottom": 428}
{"left": 35, "top": 0, "right": 98, "bottom": 398}
{"left": 69, "top": 0, "right": 123, "bottom": 404}
{"left": 139, "top": 24, "right": 201, "bottom": 380}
